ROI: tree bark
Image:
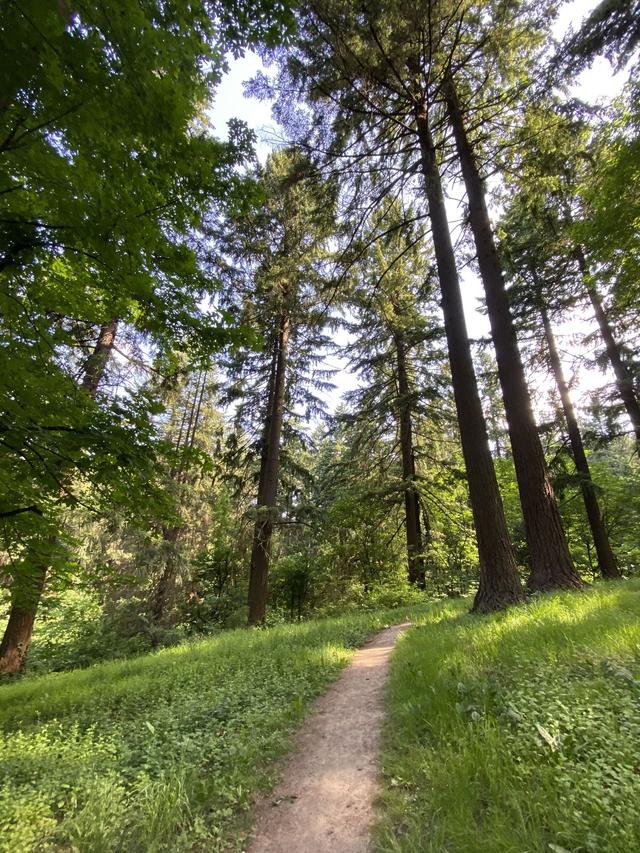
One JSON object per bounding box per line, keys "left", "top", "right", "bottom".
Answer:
{"left": 150, "top": 525, "right": 182, "bottom": 628}
{"left": 541, "top": 305, "right": 620, "bottom": 579}
{"left": 414, "top": 103, "right": 524, "bottom": 612}
{"left": 0, "top": 321, "right": 118, "bottom": 674}
{"left": 443, "top": 77, "right": 582, "bottom": 593}
{"left": 393, "top": 328, "right": 426, "bottom": 587}
{"left": 81, "top": 319, "right": 118, "bottom": 396}
{"left": 575, "top": 246, "right": 640, "bottom": 450}
{"left": 0, "top": 566, "right": 47, "bottom": 674}
{"left": 248, "top": 309, "right": 290, "bottom": 625}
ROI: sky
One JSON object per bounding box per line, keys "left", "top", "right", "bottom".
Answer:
{"left": 208, "top": 0, "right": 631, "bottom": 421}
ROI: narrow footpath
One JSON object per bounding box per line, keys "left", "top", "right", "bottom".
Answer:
{"left": 247, "top": 622, "right": 411, "bottom": 853}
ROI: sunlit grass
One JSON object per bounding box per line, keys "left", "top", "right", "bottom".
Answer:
{"left": 0, "top": 605, "right": 424, "bottom": 853}
{"left": 375, "top": 579, "right": 640, "bottom": 853}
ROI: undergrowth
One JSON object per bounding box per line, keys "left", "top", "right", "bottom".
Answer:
{"left": 0, "top": 605, "right": 423, "bottom": 852}
{"left": 375, "top": 579, "right": 640, "bottom": 853}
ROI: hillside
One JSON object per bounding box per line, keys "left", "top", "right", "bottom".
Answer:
{"left": 2, "top": 582, "right": 640, "bottom": 851}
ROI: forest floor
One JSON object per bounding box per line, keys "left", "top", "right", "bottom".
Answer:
{"left": 1, "top": 582, "right": 640, "bottom": 852}
{"left": 248, "top": 622, "right": 410, "bottom": 853}
{"left": 0, "top": 606, "right": 422, "bottom": 853}
{"left": 375, "top": 579, "right": 640, "bottom": 852}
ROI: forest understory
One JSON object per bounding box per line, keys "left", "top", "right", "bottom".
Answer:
{"left": 1, "top": 583, "right": 639, "bottom": 852}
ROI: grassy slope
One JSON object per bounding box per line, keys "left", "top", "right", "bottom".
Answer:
{"left": 0, "top": 606, "right": 421, "bottom": 853}
{"left": 375, "top": 579, "right": 640, "bottom": 853}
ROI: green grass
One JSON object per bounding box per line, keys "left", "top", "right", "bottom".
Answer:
{"left": 375, "top": 579, "right": 640, "bottom": 853}
{"left": 0, "top": 605, "right": 423, "bottom": 853}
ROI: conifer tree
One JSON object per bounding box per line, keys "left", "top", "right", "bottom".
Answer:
{"left": 342, "top": 205, "right": 444, "bottom": 587}
{"left": 219, "top": 150, "right": 337, "bottom": 624}
{"left": 441, "top": 75, "right": 582, "bottom": 591}
{"left": 499, "top": 201, "right": 620, "bottom": 580}
{"left": 256, "top": 0, "right": 530, "bottom": 609}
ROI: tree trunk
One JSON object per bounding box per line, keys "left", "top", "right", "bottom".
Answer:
{"left": 0, "top": 321, "right": 118, "bottom": 674}
{"left": 150, "top": 525, "right": 182, "bottom": 628}
{"left": 393, "top": 328, "right": 426, "bottom": 587}
{"left": 81, "top": 319, "right": 118, "bottom": 396}
{"left": 0, "top": 565, "right": 47, "bottom": 674}
{"left": 414, "top": 103, "right": 523, "bottom": 612}
{"left": 248, "top": 310, "right": 290, "bottom": 625}
{"left": 541, "top": 305, "right": 620, "bottom": 579}
{"left": 443, "top": 77, "right": 582, "bottom": 593}
{"left": 575, "top": 247, "right": 640, "bottom": 450}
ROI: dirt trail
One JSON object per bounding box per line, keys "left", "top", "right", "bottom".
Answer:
{"left": 247, "top": 622, "right": 410, "bottom": 853}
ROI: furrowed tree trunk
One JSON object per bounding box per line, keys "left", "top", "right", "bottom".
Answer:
{"left": 541, "top": 305, "right": 620, "bottom": 579}
{"left": 443, "top": 78, "right": 582, "bottom": 593}
{"left": 248, "top": 310, "right": 290, "bottom": 625}
{"left": 575, "top": 247, "right": 640, "bottom": 450}
{"left": 0, "top": 320, "right": 118, "bottom": 674}
{"left": 393, "top": 328, "right": 426, "bottom": 587}
{"left": 414, "top": 103, "right": 523, "bottom": 612}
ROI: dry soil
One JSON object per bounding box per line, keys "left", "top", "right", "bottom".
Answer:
{"left": 247, "top": 622, "right": 411, "bottom": 853}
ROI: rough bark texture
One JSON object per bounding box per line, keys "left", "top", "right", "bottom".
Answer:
{"left": 393, "top": 329, "right": 425, "bottom": 587}
{"left": 444, "top": 78, "right": 582, "bottom": 593}
{"left": 0, "top": 322, "right": 118, "bottom": 674}
{"left": 575, "top": 247, "right": 640, "bottom": 450}
{"left": 81, "top": 319, "right": 118, "bottom": 396}
{"left": 0, "top": 566, "right": 47, "bottom": 674}
{"left": 248, "top": 311, "right": 290, "bottom": 625}
{"left": 414, "top": 103, "right": 523, "bottom": 612}
{"left": 541, "top": 306, "right": 619, "bottom": 579}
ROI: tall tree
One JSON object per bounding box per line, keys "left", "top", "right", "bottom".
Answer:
{"left": 500, "top": 190, "right": 621, "bottom": 580}
{"left": 151, "top": 368, "right": 216, "bottom": 624}
{"left": 413, "top": 100, "right": 524, "bottom": 609}
{"left": 219, "top": 150, "right": 337, "bottom": 624}
{"left": 499, "top": 96, "right": 640, "bottom": 449}
{"left": 0, "top": 321, "right": 117, "bottom": 672}
{"left": 249, "top": 299, "right": 291, "bottom": 624}
{"left": 575, "top": 246, "right": 640, "bottom": 449}
{"left": 539, "top": 302, "right": 619, "bottom": 579}
{"left": 0, "top": 0, "right": 295, "bottom": 671}
{"left": 442, "top": 76, "right": 582, "bottom": 591}
{"left": 342, "top": 207, "right": 444, "bottom": 588}
{"left": 256, "top": 0, "right": 530, "bottom": 609}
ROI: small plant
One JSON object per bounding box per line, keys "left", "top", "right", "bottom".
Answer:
{"left": 0, "top": 604, "right": 425, "bottom": 852}
{"left": 375, "top": 580, "right": 640, "bottom": 852}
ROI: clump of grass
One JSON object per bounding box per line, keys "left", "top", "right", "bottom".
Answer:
{"left": 0, "top": 605, "right": 423, "bottom": 852}
{"left": 375, "top": 579, "right": 640, "bottom": 853}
